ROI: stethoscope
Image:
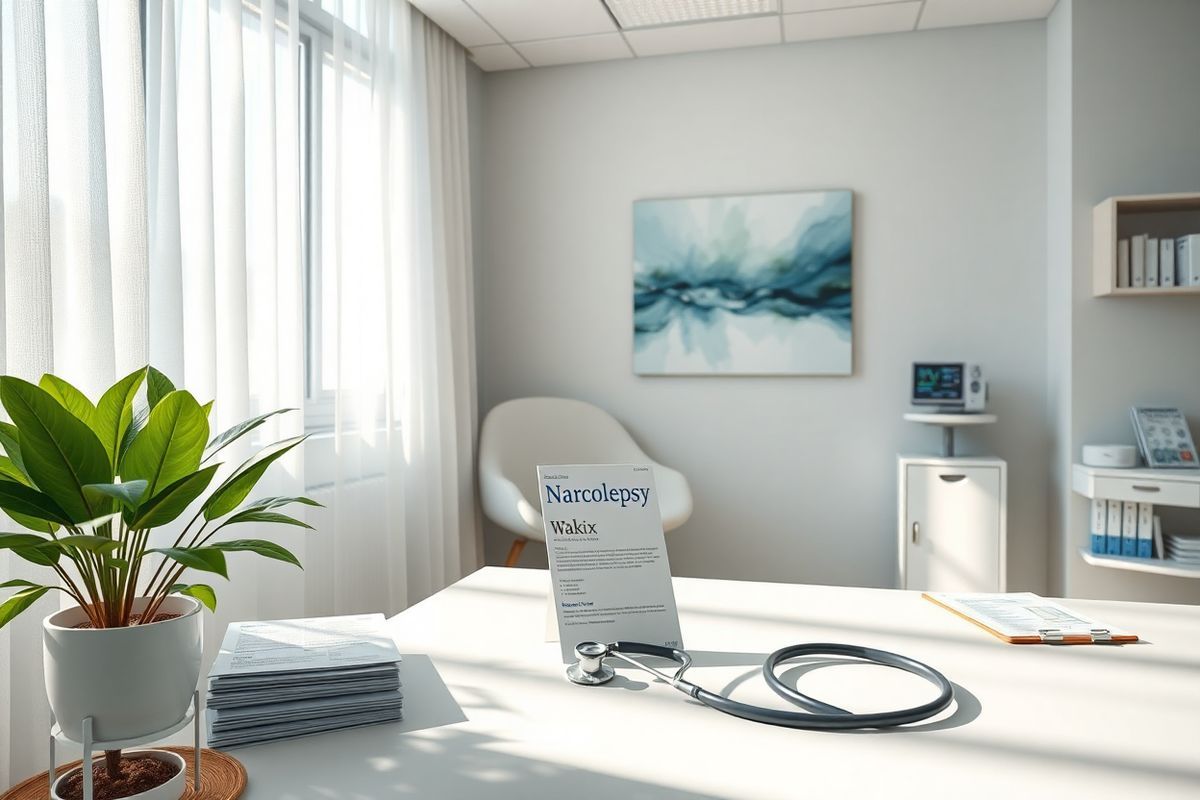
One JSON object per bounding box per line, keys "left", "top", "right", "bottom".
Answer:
{"left": 567, "top": 640, "right": 955, "bottom": 730}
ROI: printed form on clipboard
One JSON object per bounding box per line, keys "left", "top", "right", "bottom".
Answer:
{"left": 923, "top": 592, "right": 1138, "bottom": 644}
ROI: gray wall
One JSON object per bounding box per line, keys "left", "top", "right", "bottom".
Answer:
{"left": 474, "top": 23, "right": 1050, "bottom": 590}
{"left": 1049, "top": 0, "right": 1200, "bottom": 603}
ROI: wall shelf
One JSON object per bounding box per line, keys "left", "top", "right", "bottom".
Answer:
{"left": 1099, "top": 286, "right": 1200, "bottom": 297}
{"left": 1092, "top": 193, "right": 1200, "bottom": 296}
{"left": 1079, "top": 548, "right": 1200, "bottom": 579}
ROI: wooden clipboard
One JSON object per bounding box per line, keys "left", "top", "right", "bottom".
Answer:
{"left": 923, "top": 592, "right": 1139, "bottom": 644}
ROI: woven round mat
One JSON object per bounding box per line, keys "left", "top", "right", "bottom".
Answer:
{"left": 2, "top": 747, "right": 246, "bottom": 800}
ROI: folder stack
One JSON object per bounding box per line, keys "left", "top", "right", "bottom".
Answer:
{"left": 206, "top": 614, "right": 403, "bottom": 748}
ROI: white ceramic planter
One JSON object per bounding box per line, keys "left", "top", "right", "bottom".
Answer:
{"left": 43, "top": 596, "right": 202, "bottom": 742}
{"left": 50, "top": 749, "right": 185, "bottom": 800}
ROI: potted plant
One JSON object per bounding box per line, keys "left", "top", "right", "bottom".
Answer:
{"left": 0, "top": 367, "right": 317, "bottom": 800}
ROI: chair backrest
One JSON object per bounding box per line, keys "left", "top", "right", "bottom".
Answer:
{"left": 479, "top": 397, "right": 650, "bottom": 505}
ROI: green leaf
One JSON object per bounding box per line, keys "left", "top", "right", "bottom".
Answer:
{"left": 169, "top": 583, "right": 217, "bottom": 612}
{"left": 237, "top": 495, "right": 323, "bottom": 514}
{"left": 39, "top": 375, "right": 98, "bottom": 427}
{"left": 1, "top": 511, "right": 58, "bottom": 535}
{"left": 118, "top": 405, "right": 149, "bottom": 466}
{"left": 0, "top": 532, "right": 49, "bottom": 550}
{"left": 84, "top": 480, "right": 147, "bottom": 510}
{"left": 1, "top": 578, "right": 44, "bottom": 590}
{"left": 201, "top": 401, "right": 214, "bottom": 417}
{"left": 0, "top": 585, "right": 52, "bottom": 629}
{"left": 12, "top": 542, "right": 60, "bottom": 566}
{"left": 93, "top": 368, "right": 146, "bottom": 466}
{"left": 202, "top": 436, "right": 307, "bottom": 521}
{"left": 146, "top": 367, "right": 176, "bottom": 410}
{"left": 0, "top": 422, "right": 30, "bottom": 480}
{"left": 0, "top": 377, "right": 113, "bottom": 522}
{"left": 0, "top": 455, "right": 32, "bottom": 487}
{"left": 209, "top": 538, "right": 302, "bottom": 568}
{"left": 52, "top": 535, "right": 122, "bottom": 555}
{"left": 222, "top": 509, "right": 314, "bottom": 530}
{"left": 149, "top": 546, "right": 228, "bottom": 579}
{"left": 122, "top": 391, "right": 209, "bottom": 498}
{"left": 129, "top": 464, "right": 220, "bottom": 529}
{"left": 204, "top": 408, "right": 296, "bottom": 461}
{"left": 0, "top": 479, "right": 72, "bottom": 526}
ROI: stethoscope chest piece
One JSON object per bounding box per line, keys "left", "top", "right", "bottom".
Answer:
{"left": 567, "top": 641, "right": 615, "bottom": 685}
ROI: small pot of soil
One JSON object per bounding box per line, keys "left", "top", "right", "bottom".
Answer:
{"left": 51, "top": 749, "right": 185, "bottom": 800}
{"left": 43, "top": 596, "right": 202, "bottom": 742}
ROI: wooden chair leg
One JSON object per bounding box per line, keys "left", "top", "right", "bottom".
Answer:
{"left": 505, "top": 538, "right": 527, "bottom": 567}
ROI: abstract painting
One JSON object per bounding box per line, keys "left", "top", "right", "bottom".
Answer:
{"left": 633, "top": 190, "right": 852, "bottom": 375}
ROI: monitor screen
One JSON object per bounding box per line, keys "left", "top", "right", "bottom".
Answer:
{"left": 913, "top": 363, "right": 964, "bottom": 404}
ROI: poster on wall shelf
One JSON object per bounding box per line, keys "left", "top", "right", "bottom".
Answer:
{"left": 633, "top": 189, "right": 853, "bottom": 376}
{"left": 1130, "top": 407, "right": 1199, "bottom": 469}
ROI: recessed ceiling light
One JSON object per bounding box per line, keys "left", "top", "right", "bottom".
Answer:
{"left": 603, "top": 0, "right": 779, "bottom": 30}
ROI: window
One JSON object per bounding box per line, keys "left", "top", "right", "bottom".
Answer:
{"left": 145, "top": 0, "right": 377, "bottom": 433}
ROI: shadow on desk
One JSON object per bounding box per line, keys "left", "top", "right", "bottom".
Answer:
{"left": 231, "top": 653, "right": 723, "bottom": 799}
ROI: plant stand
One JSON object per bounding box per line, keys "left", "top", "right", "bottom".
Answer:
{"left": 49, "top": 691, "right": 201, "bottom": 800}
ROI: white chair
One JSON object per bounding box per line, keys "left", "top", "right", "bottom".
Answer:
{"left": 479, "top": 397, "right": 693, "bottom": 566}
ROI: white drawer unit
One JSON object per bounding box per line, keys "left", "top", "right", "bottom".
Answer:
{"left": 1072, "top": 464, "right": 1200, "bottom": 508}
{"left": 898, "top": 456, "right": 1007, "bottom": 592}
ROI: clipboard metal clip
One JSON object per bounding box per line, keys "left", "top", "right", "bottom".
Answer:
{"left": 1038, "top": 628, "right": 1113, "bottom": 644}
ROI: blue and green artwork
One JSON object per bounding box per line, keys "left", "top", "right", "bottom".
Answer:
{"left": 633, "top": 190, "right": 852, "bottom": 375}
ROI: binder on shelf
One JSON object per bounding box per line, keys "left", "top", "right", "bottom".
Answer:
{"left": 1153, "top": 516, "right": 1165, "bottom": 558}
{"left": 923, "top": 592, "right": 1138, "bottom": 644}
{"left": 1131, "top": 234, "right": 1147, "bottom": 287}
{"left": 1160, "top": 238, "right": 1175, "bottom": 287}
{"left": 1106, "top": 499, "right": 1123, "bottom": 555}
{"left": 1121, "top": 501, "right": 1138, "bottom": 557}
{"left": 1089, "top": 498, "right": 1107, "bottom": 554}
{"left": 1117, "top": 239, "right": 1130, "bottom": 288}
{"left": 1145, "top": 237, "right": 1160, "bottom": 287}
{"left": 1136, "top": 502, "right": 1154, "bottom": 558}
{"left": 1179, "top": 235, "right": 1200, "bottom": 286}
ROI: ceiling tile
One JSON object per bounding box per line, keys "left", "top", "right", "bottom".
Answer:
{"left": 465, "top": 0, "right": 616, "bottom": 42}
{"left": 624, "top": 15, "right": 782, "bottom": 58}
{"left": 409, "top": 0, "right": 502, "bottom": 47}
{"left": 783, "top": 1, "right": 920, "bottom": 42}
{"left": 607, "top": 0, "right": 778, "bottom": 29}
{"left": 514, "top": 33, "right": 634, "bottom": 68}
{"left": 468, "top": 44, "right": 529, "bottom": 72}
{"left": 919, "top": 0, "right": 1059, "bottom": 30}
{"left": 783, "top": 0, "right": 903, "bottom": 11}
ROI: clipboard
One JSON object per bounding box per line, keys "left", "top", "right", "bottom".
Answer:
{"left": 923, "top": 592, "right": 1139, "bottom": 644}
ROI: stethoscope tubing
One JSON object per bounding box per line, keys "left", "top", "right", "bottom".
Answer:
{"left": 608, "top": 640, "right": 955, "bottom": 730}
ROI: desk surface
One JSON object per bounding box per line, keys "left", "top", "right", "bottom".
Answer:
{"left": 230, "top": 567, "right": 1200, "bottom": 800}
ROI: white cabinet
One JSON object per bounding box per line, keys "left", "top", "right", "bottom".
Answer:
{"left": 898, "top": 456, "right": 1007, "bottom": 592}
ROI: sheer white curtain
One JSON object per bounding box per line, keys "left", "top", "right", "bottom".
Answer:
{"left": 0, "top": 0, "right": 480, "bottom": 786}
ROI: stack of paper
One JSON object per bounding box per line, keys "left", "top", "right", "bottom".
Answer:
{"left": 1163, "top": 533, "right": 1200, "bottom": 564}
{"left": 206, "top": 614, "right": 403, "bottom": 748}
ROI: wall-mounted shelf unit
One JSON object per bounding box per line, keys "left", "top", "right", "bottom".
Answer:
{"left": 1093, "top": 193, "right": 1200, "bottom": 296}
{"left": 1072, "top": 464, "right": 1200, "bottom": 578}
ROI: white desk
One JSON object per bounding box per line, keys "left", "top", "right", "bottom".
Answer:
{"left": 227, "top": 567, "right": 1200, "bottom": 800}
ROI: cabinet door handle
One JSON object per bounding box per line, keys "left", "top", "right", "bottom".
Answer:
{"left": 912, "top": 521, "right": 920, "bottom": 544}
{"left": 938, "top": 474, "right": 967, "bottom": 483}
{"left": 1131, "top": 485, "right": 1161, "bottom": 493}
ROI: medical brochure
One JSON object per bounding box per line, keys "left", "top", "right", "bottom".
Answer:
{"left": 538, "top": 463, "right": 684, "bottom": 662}
{"left": 923, "top": 592, "right": 1138, "bottom": 644}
